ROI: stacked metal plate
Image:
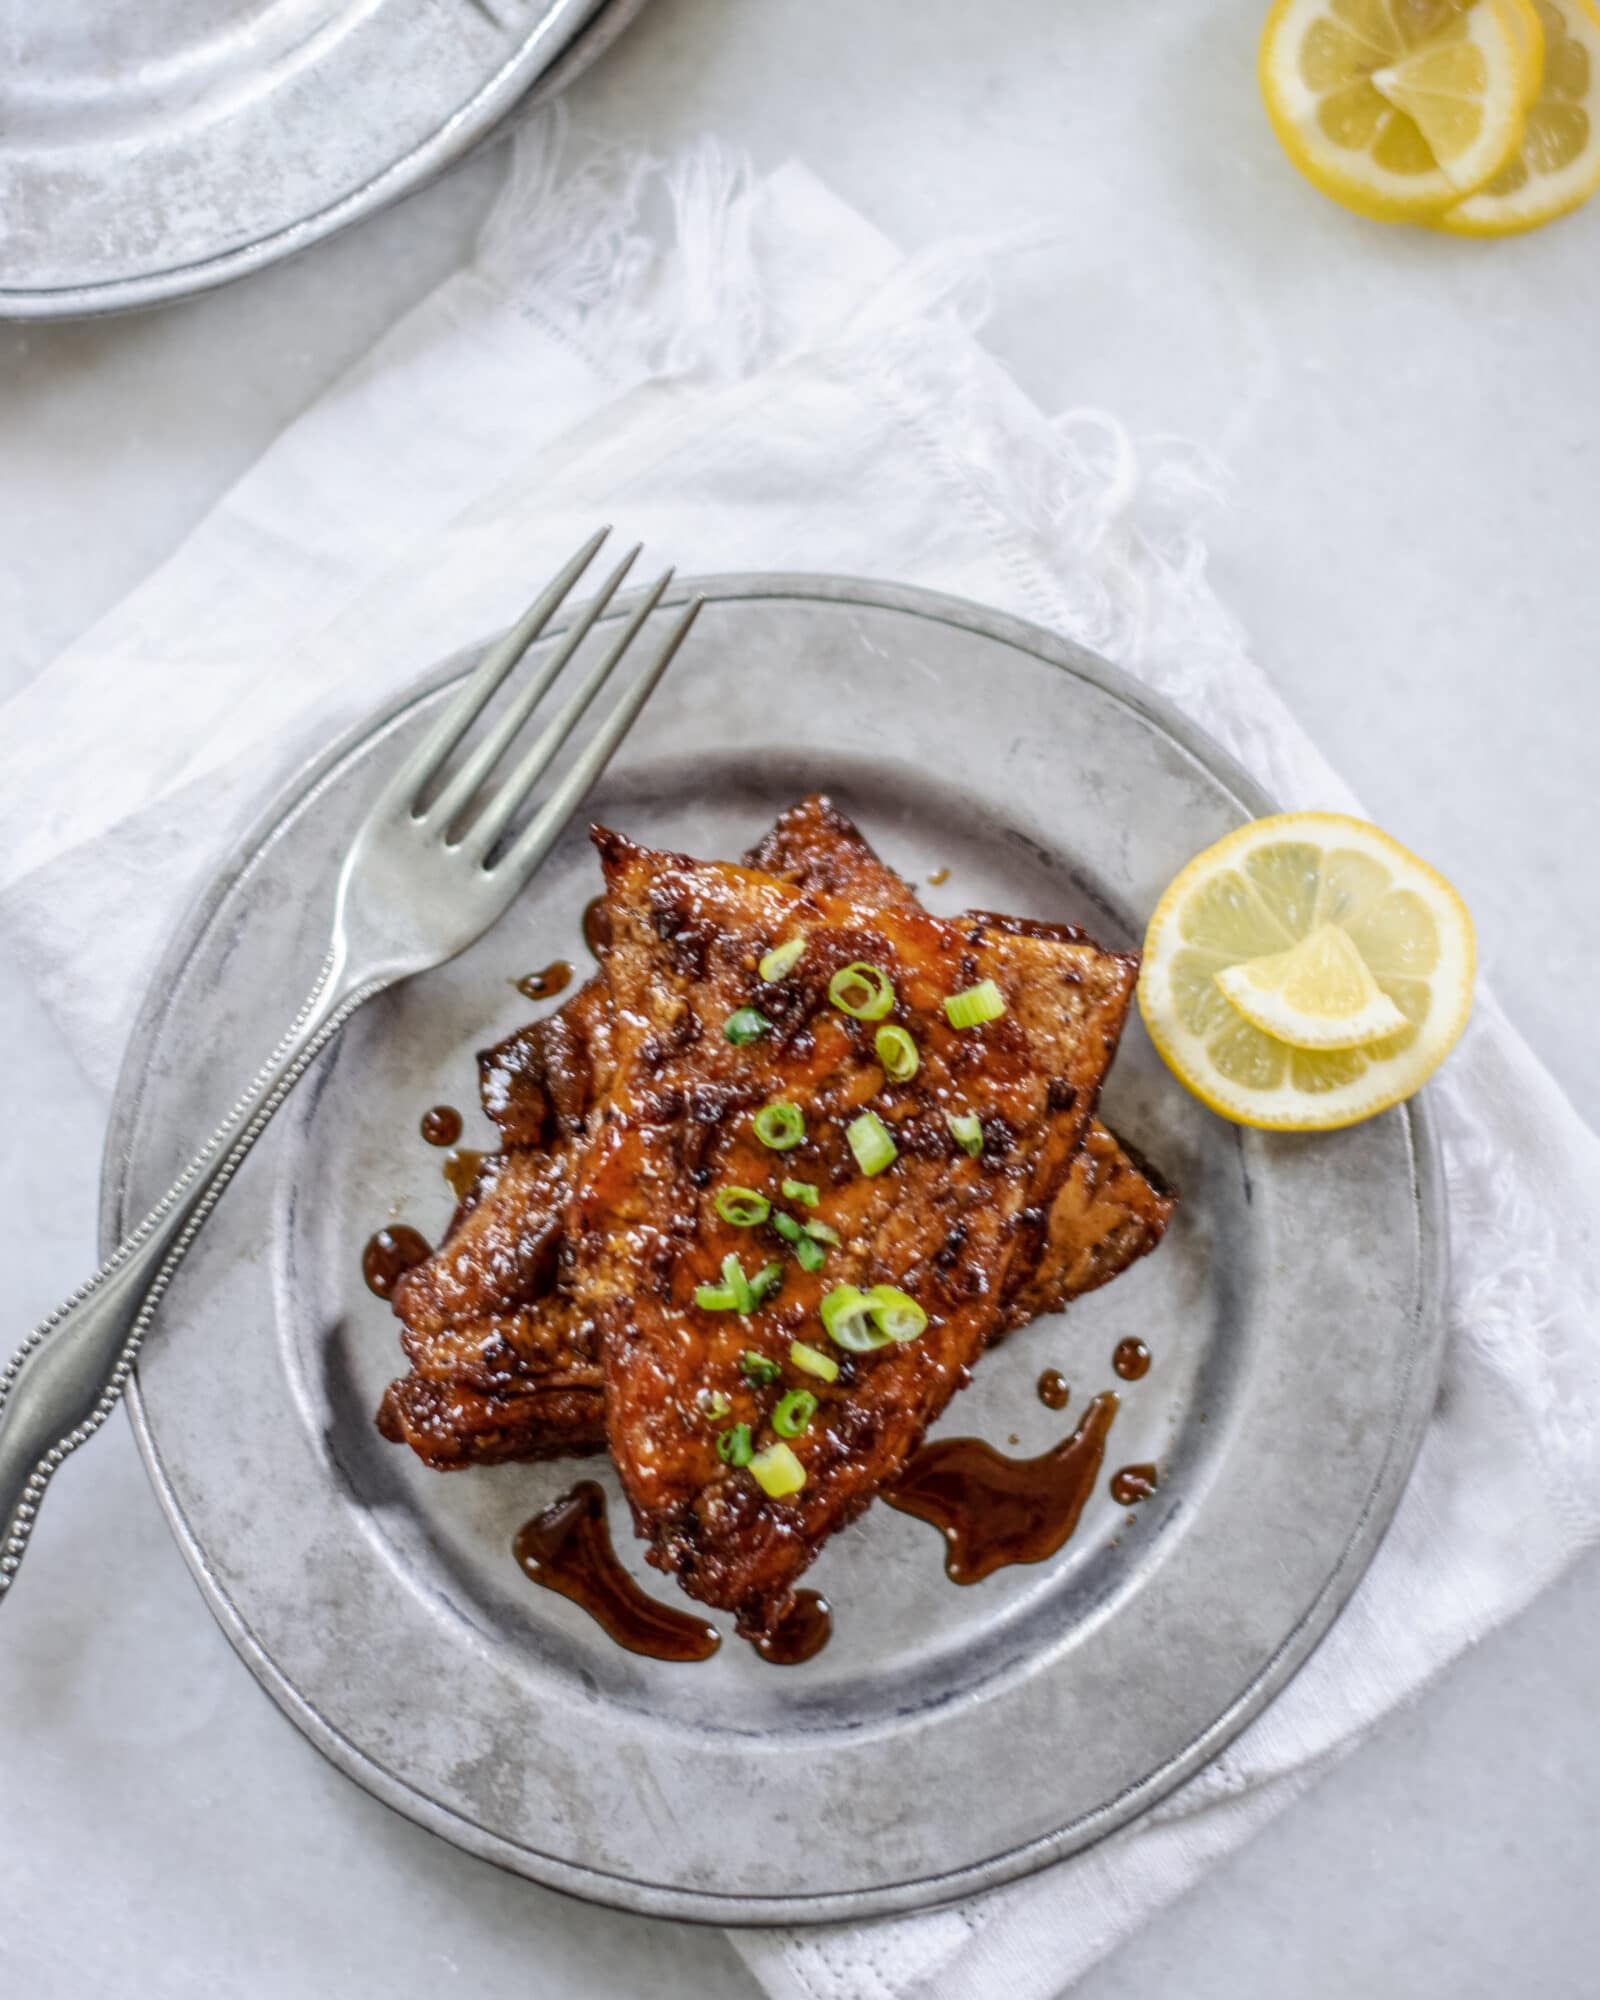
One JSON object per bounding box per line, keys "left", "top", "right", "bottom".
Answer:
{"left": 0, "top": 0, "right": 653, "bottom": 319}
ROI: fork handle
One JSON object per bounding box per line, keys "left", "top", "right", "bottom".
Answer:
{"left": 0, "top": 955, "right": 381, "bottom": 1606}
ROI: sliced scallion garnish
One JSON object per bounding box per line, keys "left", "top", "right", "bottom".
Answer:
{"left": 804, "top": 1219, "right": 841, "bottom": 1246}
{"left": 753, "top": 1101, "right": 806, "bottom": 1150}
{"left": 749, "top": 1261, "right": 785, "bottom": 1307}
{"left": 789, "top": 1340, "right": 839, "bottom": 1383}
{"left": 694, "top": 1282, "right": 738, "bottom": 1311}
{"left": 828, "top": 961, "right": 896, "bottom": 1021}
{"left": 759, "top": 936, "right": 807, "bottom": 983}
{"left": 717, "top": 1423, "right": 754, "bottom": 1467}
{"left": 944, "top": 979, "right": 1007, "bottom": 1029}
{"left": 749, "top": 1440, "right": 806, "bottom": 1497}
{"left": 740, "top": 1349, "right": 780, "bottom": 1385}
{"left": 865, "top": 1284, "right": 928, "bottom": 1343}
{"left": 847, "top": 1110, "right": 897, "bottom": 1176}
{"left": 715, "top": 1186, "right": 770, "bottom": 1228}
{"left": 772, "top": 1210, "right": 827, "bottom": 1272}
{"left": 873, "top": 1023, "right": 920, "bottom": 1081}
{"left": 771, "top": 1389, "right": 818, "bottom": 1438}
{"left": 945, "top": 1110, "right": 984, "bottom": 1157}
{"left": 820, "top": 1284, "right": 893, "bottom": 1353}
{"left": 781, "top": 1178, "right": 819, "bottom": 1207}
{"left": 721, "top": 1252, "right": 755, "bottom": 1315}
{"left": 724, "top": 1007, "right": 772, "bottom": 1045}
{"left": 698, "top": 1388, "right": 733, "bottom": 1421}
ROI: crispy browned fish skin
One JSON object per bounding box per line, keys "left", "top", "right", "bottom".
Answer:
{"left": 377, "top": 798, "right": 1171, "bottom": 1466}
{"left": 574, "top": 830, "right": 1139, "bottom": 1634}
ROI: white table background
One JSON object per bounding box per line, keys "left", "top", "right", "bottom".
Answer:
{"left": 4, "top": 2, "right": 1598, "bottom": 1995}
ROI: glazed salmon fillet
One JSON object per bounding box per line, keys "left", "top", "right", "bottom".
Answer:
{"left": 569, "top": 829, "right": 1138, "bottom": 1634}
{"left": 377, "top": 800, "right": 1172, "bottom": 1474}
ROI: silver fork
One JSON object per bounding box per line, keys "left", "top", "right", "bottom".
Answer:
{"left": 0, "top": 529, "right": 699, "bottom": 1605}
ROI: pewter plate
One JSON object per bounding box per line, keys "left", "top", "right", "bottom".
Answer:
{"left": 0, "top": 0, "right": 650, "bottom": 320}
{"left": 104, "top": 576, "right": 1445, "bottom": 1924}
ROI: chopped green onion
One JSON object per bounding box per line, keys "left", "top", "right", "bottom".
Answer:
{"left": 694, "top": 1282, "right": 737, "bottom": 1311}
{"left": 772, "top": 1210, "right": 826, "bottom": 1272}
{"left": 782, "top": 1178, "right": 819, "bottom": 1207}
{"left": 721, "top": 1252, "right": 755, "bottom": 1315}
{"left": 944, "top": 979, "right": 1007, "bottom": 1029}
{"left": 717, "top": 1423, "right": 754, "bottom": 1467}
{"left": 828, "top": 960, "right": 896, "bottom": 1021}
{"left": 821, "top": 1284, "right": 893, "bottom": 1353}
{"left": 753, "top": 1101, "right": 806, "bottom": 1150}
{"left": 945, "top": 1110, "right": 984, "bottom": 1157}
{"left": 771, "top": 1389, "right": 818, "bottom": 1438}
{"left": 874, "top": 1023, "right": 920, "bottom": 1081}
{"left": 740, "top": 1349, "right": 780, "bottom": 1385}
{"left": 789, "top": 1340, "right": 839, "bottom": 1383}
{"left": 715, "top": 1186, "right": 770, "bottom": 1227}
{"left": 724, "top": 1007, "right": 772, "bottom": 1045}
{"left": 847, "top": 1110, "right": 898, "bottom": 1177}
{"left": 866, "top": 1284, "right": 929, "bottom": 1343}
{"left": 759, "top": 936, "right": 807, "bottom": 983}
{"left": 805, "top": 1219, "right": 841, "bottom": 1246}
{"left": 749, "top": 1440, "right": 807, "bottom": 1497}
{"left": 749, "top": 1262, "right": 785, "bottom": 1306}
{"left": 698, "top": 1389, "right": 733, "bottom": 1422}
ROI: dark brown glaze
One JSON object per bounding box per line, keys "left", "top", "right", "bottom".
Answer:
{"left": 581, "top": 894, "right": 612, "bottom": 959}
{"left": 362, "top": 1225, "right": 431, "bottom": 1300}
{"left": 515, "top": 959, "right": 572, "bottom": 1001}
{"left": 751, "top": 1589, "right": 833, "bottom": 1665}
{"left": 1112, "top": 1337, "right": 1151, "bottom": 1381}
{"left": 442, "top": 1148, "right": 486, "bottom": 1203}
{"left": 926, "top": 866, "right": 950, "bottom": 886}
{"left": 885, "top": 1391, "right": 1119, "bottom": 1584}
{"left": 420, "top": 1104, "right": 463, "bottom": 1147}
{"left": 512, "top": 1481, "right": 720, "bottom": 1662}
{"left": 1110, "top": 1462, "right": 1158, "bottom": 1505}
{"left": 1036, "top": 1368, "right": 1070, "bottom": 1411}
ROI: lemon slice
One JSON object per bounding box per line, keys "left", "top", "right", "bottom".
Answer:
{"left": 1215, "top": 923, "right": 1409, "bottom": 1048}
{"left": 1139, "top": 814, "right": 1475, "bottom": 1131}
{"left": 1441, "top": 0, "right": 1600, "bottom": 231}
{"left": 1259, "top": 0, "right": 1536, "bottom": 220}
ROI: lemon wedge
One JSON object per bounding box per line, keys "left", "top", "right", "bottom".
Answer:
{"left": 1440, "top": 0, "right": 1600, "bottom": 231}
{"left": 1139, "top": 813, "right": 1475, "bottom": 1131}
{"left": 1215, "top": 923, "right": 1409, "bottom": 1049}
{"left": 1259, "top": 0, "right": 1537, "bottom": 220}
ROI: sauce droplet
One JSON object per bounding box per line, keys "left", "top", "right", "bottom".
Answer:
{"left": 885, "top": 1392, "right": 1119, "bottom": 1584}
{"left": 751, "top": 1589, "right": 833, "bottom": 1666}
{"left": 514, "top": 1481, "right": 720, "bottom": 1662}
{"left": 1037, "top": 1368, "right": 1070, "bottom": 1411}
{"left": 1110, "top": 1463, "right": 1159, "bottom": 1506}
{"left": 582, "top": 895, "right": 612, "bottom": 959}
{"left": 419, "top": 1104, "right": 462, "bottom": 1147}
{"left": 1112, "top": 1338, "right": 1151, "bottom": 1381}
{"left": 515, "top": 959, "right": 572, "bottom": 1001}
{"left": 443, "top": 1148, "right": 486, "bottom": 1202}
{"left": 362, "top": 1225, "right": 431, "bottom": 1299}
{"left": 926, "top": 866, "right": 951, "bottom": 886}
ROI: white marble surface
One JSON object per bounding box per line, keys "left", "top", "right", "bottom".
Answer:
{"left": 4, "top": 2, "right": 1598, "bottom": 1995}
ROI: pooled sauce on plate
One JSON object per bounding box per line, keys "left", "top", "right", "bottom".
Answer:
{"left": 1112, "top": 1337, "right": 1151, "bottom": 1380}
{"left": 514, "top": 1481, "right": 720, "bottom": 1662}
{"left": 1036, "top": 1368, "right": 1070, "bottom": 1411}
{"left": 885, "top": 1392, "right": 1119, "bottom": 1583}
{"left": 419, "top": 1104, "right": 462, "bottom": 1147}
{"left": 442, "top": 1148, "right": 485, "bottom": 1202}
{"left": 582, "top": 895, "right": 612, "bottom": 958}
{"left": 751, "top": 1589, "right": 833, "bottom": 1666}
{"left": 1110, "top": 1463, "right": 1159, "bottom": 1506}
{"left": 362, "top": 1225, "right": 431, "bottom": 1299}
{"left": 515, "top": 959, "right": 572, "bottom": 1001}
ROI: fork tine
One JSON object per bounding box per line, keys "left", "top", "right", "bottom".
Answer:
{"left": 495, "top": 596, "right": 704, "bottom": 885}
{"left": 426, "top": 544, "right": 642, "bottom": 838}
{"left": 462, "top": 568, "right": 676, "bottom": 861}
{"left": 383, "top": 527, "right": 610, "bottom": 812}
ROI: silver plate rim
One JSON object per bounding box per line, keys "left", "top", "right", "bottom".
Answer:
{"left": 0, "top": 0, "right": 651, "bottom": 324}
{"left": 103, "top": 572, "right": 1448, "bottom": 1925}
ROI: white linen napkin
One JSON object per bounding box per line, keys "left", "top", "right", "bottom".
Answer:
{"left": 4, "top": 113, "right": 1598, "bottom": 2000}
